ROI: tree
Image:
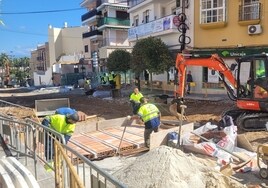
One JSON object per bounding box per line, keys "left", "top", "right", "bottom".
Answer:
{"left": 131, "top": 36, "right": 174, "bottom": 88}
{"left": 0, "top": 53, "right": 11, "bottom": 86}
{"left": 11, "top": 57, "right": 30, "bottom": 86}
{"left": 107, "top": 49, "right": 131, "bottom": 84}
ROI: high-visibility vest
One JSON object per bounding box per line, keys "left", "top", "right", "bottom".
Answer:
{"left": 109, "top": 74, "right": 113, "bottom": 81}
{"left": 47, "top": 114, "right": 76, "bottom": 136}
{"left": 256, "top": 68, "right": 265, "bottom": 77}
{"left": 130, "top": 92, "right": 143, "bottom": 103}
{"left": 138, "top": 103, "right": 159, "bottom": 123}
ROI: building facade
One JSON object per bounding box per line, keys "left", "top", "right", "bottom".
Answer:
{"left": 31, "top": 24, "right": 88, "bottom": 86}
{"left": 191, "top": 0, "right": 268, "bottom": 95}
{"left": 127, "top": 0, "right": 194, "bottom": 92}
{"left": 80, "top": 0, "right": 131, "bottom": 76}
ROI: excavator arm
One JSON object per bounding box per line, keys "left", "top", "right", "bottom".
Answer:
{"left": 175, "top": 53, "right": 237, "bottom": 100}
{"left": 170, "top": 53, "right": 238, "bottom": 120}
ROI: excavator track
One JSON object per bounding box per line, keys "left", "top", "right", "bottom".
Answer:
{"left": 222, "top": 108, "right": 268, "bottom": 132}
{"left": 236, "top": 112, "right": 268, "bottom": 131}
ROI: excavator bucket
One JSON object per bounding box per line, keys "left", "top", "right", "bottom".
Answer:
{"left": 169, "top": 102, "right": 187, "bottom": 120}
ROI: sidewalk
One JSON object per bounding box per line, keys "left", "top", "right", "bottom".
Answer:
{"left": 140, "top": 88, "right": 230, "bottom": 102}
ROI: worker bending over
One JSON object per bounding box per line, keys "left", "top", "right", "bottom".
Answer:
{"left": 42, "top": 112, "right": 79, "bottom": 160}
{"left": 129, "top": 87, "right": 143, "bottom": 114}
{"left": 131, "top": 97, "right": 161, "bottom": 148}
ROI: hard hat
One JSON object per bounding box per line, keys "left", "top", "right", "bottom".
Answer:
{"left": 66, "top": 112, "right": 79, "bottom": 122}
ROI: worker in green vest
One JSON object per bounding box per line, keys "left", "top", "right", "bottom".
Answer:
{"left": 129, "top": 87, "right": 144, "bottom": 114}
{"left": 256, "top": 62, "right": 265, "bottom": 78}
{"left": 42, "top": 113, "right": 79, "bottom": 160}
{"left": 131, "top": 97, "right": 161, "bottom": 148}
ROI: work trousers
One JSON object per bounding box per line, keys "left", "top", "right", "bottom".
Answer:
{"left": 144, "top": 127, "right": 159, "bottom": 148}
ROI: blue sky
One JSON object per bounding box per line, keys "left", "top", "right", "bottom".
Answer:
{"left": 0, "top": 0, "right": 86, "bottom": 57}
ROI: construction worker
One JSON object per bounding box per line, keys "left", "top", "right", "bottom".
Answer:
{"left": 129, "top": 87, "right": 144, "bottom": 114}
{"left": 131, "top": 97, "right": 161, "bottom": 148}
{"left": 42, "top": 112, "right": 79, "bottom": 161}
{"left": 186, "top": 70, "right": 193, "bottom": 94}
{"left": 256, "top": 62, "right": 265, "bottom": 78}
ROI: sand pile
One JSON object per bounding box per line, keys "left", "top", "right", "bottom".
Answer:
{"left": 114, "top": 146, "right": 244, "bottom": 188}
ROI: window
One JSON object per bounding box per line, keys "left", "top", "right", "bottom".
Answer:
{"left": 143, "top": 10, "right": 150, "bottom": 23}
{"left": 200, "top": 0, "right": 226, "bottom": 24}
{"left": 84, "top": 45, "right": 88, "bottom": 53}
{"left": 172, "top": 7, "right": 177, "bottom": 15}
{"left": 239, "top": 0, "right": 260, "bottom": 21}
{"left": 134, "top": 15, "right": 139, "bottom": 26}
{"left": 161, "top": 7, "right": 166, "bottom": 17}
{"left": 74, "top": 65, "right": 79, "bottom": 73}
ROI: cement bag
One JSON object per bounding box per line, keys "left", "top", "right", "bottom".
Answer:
{"left": 182, "top": 119, "right": 237, "bottom": 162}
{"left": 182, "top": 122, "right": 217, "bottom": 145}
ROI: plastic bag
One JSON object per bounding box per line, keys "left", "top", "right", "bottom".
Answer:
{"left": 167, "top": 132, "right": 178, "bottom": 148}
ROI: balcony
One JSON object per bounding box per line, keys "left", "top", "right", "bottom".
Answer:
{"left": 238, "top": 2, "right": 261, "bottom": 25}
{"left": 82, "top": 30, "right": 103, "bottom": 38}
{"left": 128, "top": 14, "right": 178, "bottom": 40}
{"left": 98, "top": 17, "right": 130, "bottom": 29}
{"left": 81, "top": 9, "right": 101, "bottom": 22}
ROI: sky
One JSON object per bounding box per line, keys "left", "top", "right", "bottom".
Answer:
{"left": 0, "top": 0, "right": 86, "bottom": 58}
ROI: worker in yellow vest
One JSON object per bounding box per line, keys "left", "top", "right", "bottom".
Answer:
{"left": 42, "top": 113, "right": 79, "bottom": 160}
{"left": 131, "top": 97, "right": 161, "bottom": 148}
{"left": 129, "top": 87, "right": 143, "bottom": 114}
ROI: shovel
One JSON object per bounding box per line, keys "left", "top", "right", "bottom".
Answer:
{"left": 116, "top": 116, "right": 133, "bottom": 155}
{"left": 178, "top": 105, "right": 187, "bottom": 148}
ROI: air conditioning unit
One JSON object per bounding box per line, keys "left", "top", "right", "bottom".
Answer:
{"left": 248, "top": 24, "right": 262, "bottom": 35}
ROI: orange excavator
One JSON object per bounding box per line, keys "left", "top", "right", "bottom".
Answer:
{"left": 171, "top": 52, "right": 268, "bottom": 131}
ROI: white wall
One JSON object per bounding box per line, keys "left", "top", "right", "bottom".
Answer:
{"left": 33, "top": 67, "right": 53, "bottom": 86}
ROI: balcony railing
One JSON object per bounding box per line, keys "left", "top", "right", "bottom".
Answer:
{"left": 81, "top": 9, "right": 101, "bottom": 22}
{"left": 98, "top": 17, "right": 130, "bottom": 27}
{"left": 239, "top": 2, "right": 261, "bottom": 21}
{"left": 82, "top": 30, "right": 103, "bottom": 38}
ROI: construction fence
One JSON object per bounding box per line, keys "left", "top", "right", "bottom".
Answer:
{"left": 0, "top": 99, "right": 126, "bottom": 188}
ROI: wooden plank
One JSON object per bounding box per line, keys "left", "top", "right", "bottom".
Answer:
{"left": 119, "top": 147, "right": 149, "bottom": 156}
{"left": 150, "top": 123, "right": 194, "bottom": 150}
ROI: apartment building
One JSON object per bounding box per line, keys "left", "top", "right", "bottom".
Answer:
{"left": 191, "top": 0, "right": 268, "bottom": 94}
{"left": 30, "top": 43, "right": 51, "bottom": 86}
{"left": 127, "top": 0, "right": 194, "bottom": 91}
{"left": 80, "top": 0, "right": 131, "bottom": 74}
{"left": 31, "top": 24, "right": 87, "bottom": 86}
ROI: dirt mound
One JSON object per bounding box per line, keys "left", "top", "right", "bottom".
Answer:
{"left": 114, "top": 146, "right": 244, "bottom": 188}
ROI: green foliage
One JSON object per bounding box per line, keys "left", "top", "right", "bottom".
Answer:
{"left": 0, "top": 53, "right": 30, "bottom": 85}
{"left": 131, "top": 36, "right": 174, "bottom": 74}
{"left": 107, "top": 49, "right": 131, "bottom": 73}
{"left": 0, "top": 53, "right": 10, "bottom": 67}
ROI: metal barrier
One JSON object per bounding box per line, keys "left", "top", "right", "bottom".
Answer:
{"left": 54, "top": 140, "right": 126, "bottom": 188}
{"left": 0, "top": 112, "right": 126, "bottom": 188}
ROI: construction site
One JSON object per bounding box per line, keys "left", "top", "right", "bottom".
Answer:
{"left": 0, "top": 86, "right": 267, "bottom": 188}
